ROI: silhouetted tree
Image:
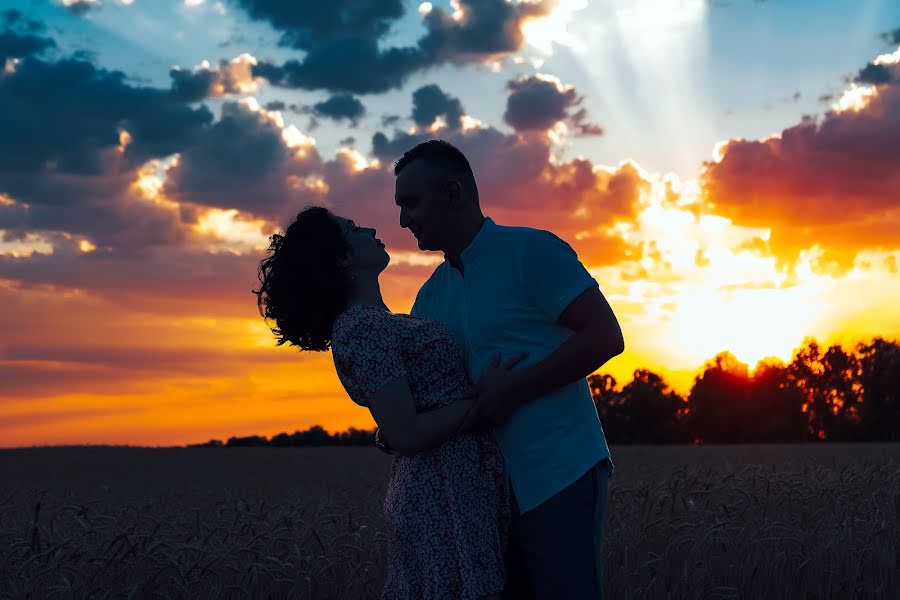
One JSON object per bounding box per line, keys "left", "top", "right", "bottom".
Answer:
{"left": 787, "top": 340, "right": 863, "bottom": 441}
{"left": 270, "top": 432, "right": 292, "bottom": 447}
{"left": 289, "top": 425, "right": 332, "bottom": 446}
{"left": 688, "top": 352, "right": 752, "bottom": 443}
{"left": 591, "top": 370, "right": 689, "bottom": 444}
{"left": 746, "top": 359, "right": 806, "bottom": 442}
{"left": 590, "top": 373, "right": 625, "bottom": 436}
{"left": 226, "top": 435, "right": 267, "bottom": 447}
{"left": 856, "top": 338, "right": 900, "bottom": 441}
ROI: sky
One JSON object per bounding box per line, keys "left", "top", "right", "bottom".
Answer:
{"left": 0, "top": 0, "right": 898, "bottom": 448}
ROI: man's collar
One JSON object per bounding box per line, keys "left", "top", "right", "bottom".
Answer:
{"left": 448, "top": 217, "right": 495, "bottom": 265}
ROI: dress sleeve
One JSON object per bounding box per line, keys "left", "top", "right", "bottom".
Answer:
{"left": 521, "top": 229, "right": 599, "bottom": 321}
{"left": 331, "top": 310, "right": 408, "bottom": 407}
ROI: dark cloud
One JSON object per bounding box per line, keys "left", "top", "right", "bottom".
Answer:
{"left": 64, "top": 1, "right": 96, "bottom": 16}
{"left": 411, "top": 84, "right": 464, "bottom": 130}
{"left": 0, "top": 21, "right": 55, "bottom": 62}
{"left": 855, "top": 62, "right": 893, "bottom": 85}
{"left": 1, "top": 56, "right": 213, "bottom": 174}
{"left": 169, "top": 65, "right": 217, "bottom": 102}
{"left": 2, "top": 9, "right": 21, "bottom": 26}
{"left": 503, "top": 75, "right": 603, "bottom": 136}
{"left": 163, "top": 100, "right": 323, "bottom": 221}
{"left": 265, "top": 100, "right": 286, "bottom": 111}
{"left": 231, "top": 0, "right": 405, "bottom": 51}
{"left": 880, "top": 28, "right": 900, "bottom": 45}
{"left": 417, "top": 0, "right": 549, "bottom": 62}
{"left": 243, "top": 0, "right": 553, "bottom": 94}
{"left": 251, "top": 41, "right": 427, "bottom": 95}
{"left": 0, "top": 42, "right": 217, "bottom": 253}
{"left": 311, "top": 93, "right": 366, "bottom": 126}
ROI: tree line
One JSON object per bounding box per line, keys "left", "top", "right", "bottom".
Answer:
{"left": 190, "top": 337, "right": 898, "bottom": 448}
{"left": 592, "top": 337, "right": 899, "bottom": 444}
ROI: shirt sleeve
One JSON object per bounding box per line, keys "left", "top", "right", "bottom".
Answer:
{"left": 521, "top": 229, "right": 599, "bottom": 321}
{"left": 331, "top": 312, "right": 408, "bottom": 407}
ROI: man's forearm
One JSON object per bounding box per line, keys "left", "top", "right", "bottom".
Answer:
{"left": 512, "top": 331, "right": 623, "bottom": 407}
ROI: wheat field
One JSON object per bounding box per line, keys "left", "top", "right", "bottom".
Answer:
{"left": 1, "top": 444, "right": 897, "bottom": 599}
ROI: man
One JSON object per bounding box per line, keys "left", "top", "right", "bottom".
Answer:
{"left": 394, "top": 139, "right": 623, "bottom": 599}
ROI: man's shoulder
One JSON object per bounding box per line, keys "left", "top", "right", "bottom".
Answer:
{"left": 489, "top": 221, "right": 564, "bottom": 249}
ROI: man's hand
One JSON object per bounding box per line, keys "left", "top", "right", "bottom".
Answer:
{"left": 474, "top": 352, "right": 528, "bottom": 426}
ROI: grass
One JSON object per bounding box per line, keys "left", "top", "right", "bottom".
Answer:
{"left": 0, "top": 444, "right": 897, "bottom": 599}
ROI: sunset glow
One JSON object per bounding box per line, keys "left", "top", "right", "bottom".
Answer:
{"left": 1, "top": 1, "right": 898, "bottom": 448}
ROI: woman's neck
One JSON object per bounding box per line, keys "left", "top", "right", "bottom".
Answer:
{"left": 348, "top": 272, "right": 390, "bottom": 312}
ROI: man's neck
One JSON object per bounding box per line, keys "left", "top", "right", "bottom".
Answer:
{"left": 444, "top": 215, "right": 486, "bottom": 274}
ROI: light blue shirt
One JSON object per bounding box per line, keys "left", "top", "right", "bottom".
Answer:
{"left": 411, "top": 218, "right": 613, "bottom": 513}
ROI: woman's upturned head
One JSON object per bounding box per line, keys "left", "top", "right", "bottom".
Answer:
{"left": 254, "top": 206, "right": 355, "bottom": 351}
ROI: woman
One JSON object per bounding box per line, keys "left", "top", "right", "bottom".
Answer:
{"left": 254, "top": 206, "right": 513, "bottom": 600}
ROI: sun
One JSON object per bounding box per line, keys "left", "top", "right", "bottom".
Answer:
{"left": 668, "top": 283, "right": 820, "bottom": 368}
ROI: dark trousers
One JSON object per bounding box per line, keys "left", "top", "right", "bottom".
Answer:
{"left": 502, "top": 459, "right": 612, "bottom": 600}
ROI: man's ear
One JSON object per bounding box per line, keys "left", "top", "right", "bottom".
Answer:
{"left": 446, "top": 179, "right": 463, "bottom": 207}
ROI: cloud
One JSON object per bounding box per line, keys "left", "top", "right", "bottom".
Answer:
{"left": 168, "top": 54, "right": 259, "bottom": 102}
{"left": 411, "top": 84, "right": 464, "bottom": 130}
{"left": 62, "top": 0, "right": 98, "bottom": 15}
{"left": 503, "top": 74, "right": 603, "bottom": 136}
{"left": 0, "top": 17, "right": 55, "bottom": 63}
{"left": 701, "top": 51, "right": 900, "bottom": 266}
{"left": 416, "top": 0, "right": 551, "bottom": 62}
{"left": 310, "top": 93, "right": 366, "bottom": 126}
{"left": 232, "top": 0, "right": 406, "bottom": 50}
{"left": 880, "top": 28, "right": 900, "bottom": 45}
{"left": 854, "top": 62, "right": 893, "bottom": 85}
{"left": 162, "top": 100, "right": 323, "bottom": 222}
{"left": 251, "top": 42, "right": 427, "bottom": 95}
{"left": 0, "top": 34, "right": 218, "bottom": 253}
{"left": 244, "top": 0, "right": 554, "bottom": 94}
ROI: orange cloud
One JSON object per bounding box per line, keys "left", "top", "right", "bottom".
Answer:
{"left": 701, "top": 52, "right": 900, "bottom": 267}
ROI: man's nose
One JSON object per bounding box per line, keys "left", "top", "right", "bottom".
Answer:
{"left": 399, "top": 209, "right": 410, "bottom": 229}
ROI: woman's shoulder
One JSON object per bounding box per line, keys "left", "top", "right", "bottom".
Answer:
{"left": 332, "top": 304, "right": 399, "bottom": 344}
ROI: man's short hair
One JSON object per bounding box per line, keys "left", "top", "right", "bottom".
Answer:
{"left": 393, "top": 139, "right": 474, "bottom": 178}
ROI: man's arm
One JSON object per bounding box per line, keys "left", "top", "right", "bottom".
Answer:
{"left": 476, "top": 285, "right": 624, "bottom": 425}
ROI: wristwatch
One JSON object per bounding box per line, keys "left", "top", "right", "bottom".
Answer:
{"left": 374, "top": 428, "right": 397, "bottom": 455}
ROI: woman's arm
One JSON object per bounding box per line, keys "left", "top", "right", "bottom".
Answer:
{"left": 368, "top": 376, "right": 476, "bottom": 457}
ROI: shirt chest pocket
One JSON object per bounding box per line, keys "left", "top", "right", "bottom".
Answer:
{"left": 465, "top": 276, "right": 534, "bottom": 350}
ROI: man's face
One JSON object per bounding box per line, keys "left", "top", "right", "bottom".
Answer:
{"left": 395, "top": 159, "right": 451, "bottom": 252}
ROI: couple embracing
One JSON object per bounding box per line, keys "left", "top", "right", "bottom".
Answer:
{"left": 256, "top": 140, "right": 624, "bottom": 599}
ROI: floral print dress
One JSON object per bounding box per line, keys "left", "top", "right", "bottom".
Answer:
{"left": 331, "top": 304, "right": 509, "bottom": 600}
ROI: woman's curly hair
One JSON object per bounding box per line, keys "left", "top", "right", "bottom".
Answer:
{"left": 254, "top": 206, "right": 352, "bottom": 351}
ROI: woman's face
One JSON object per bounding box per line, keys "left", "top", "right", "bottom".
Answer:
{"left": 334, "top": 216, "right": 389, "bottom": 272}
